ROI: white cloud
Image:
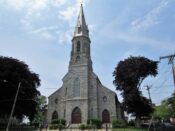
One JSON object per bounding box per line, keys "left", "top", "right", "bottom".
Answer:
{"left": 21, "top": 0, "right": 49, "bottom": 28}
{"left": 116, "top": 32, "right": 175, "bottom": 51}
{"left": 58, "top": 0, "right": 91, "bottom": 25}
{"left": 57, "top": 29, "right": 73, "bottom": 44}
{"left": 131, "top": 0, "right": 168, "bottom": 32}
{"left": 30, "top": 26, "right": 58, "bottom": 34}
{"left": 3, "top": 0, "right": 48, "bottom": 12}
{"left": 3, "top": 0, "right": 48, "bottom": 11}
{"left": 59, "top": 6, "right": 77, "bottom": 22}
{"left": 31, "top": 0, "right": 48, "bottom": 11}
{"left": 102, "top": 29, "right": 175, "bottom": 51}
{"left": 39, "top": 31, "right": 55, "bottom": 40}
{"left": 51, "top": 0, "right": 68, "bottom": 7}
{"left": 1, "top": 0, "right": 91, "bottom": 42}
{"left": 4, "top": 0, "right": 27, "bottom": 11}
{"left": 29, "top": 26, "right": 59, "bottom": 40}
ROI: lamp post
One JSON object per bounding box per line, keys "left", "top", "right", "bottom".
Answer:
{"left": 6, "top": 82, "right": 21, "bottom": 131}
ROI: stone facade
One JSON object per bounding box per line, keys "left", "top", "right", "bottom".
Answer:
{"left": 46, "top": 5, "right": 123, "bottom": 124}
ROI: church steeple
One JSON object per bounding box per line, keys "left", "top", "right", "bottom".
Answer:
{"left": 69, "top": 4, "right": 92, "bottom": 70}
{"left": 73, "top": 4, "right": 89, "bottom": 38}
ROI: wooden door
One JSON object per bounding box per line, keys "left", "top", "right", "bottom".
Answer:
{"left": 102, "top": 109, "right": 110, "bottom": 123}
{"left": 72, "top": 107, "right": 81, "bottom": 124}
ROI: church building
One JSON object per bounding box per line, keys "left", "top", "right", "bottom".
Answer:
{"left": 46, "top": 5, "right": 122, "bottom": 124}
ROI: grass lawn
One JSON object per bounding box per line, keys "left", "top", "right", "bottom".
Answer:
{"left": 112, "top": 127, "right": 147, "bottom": 131}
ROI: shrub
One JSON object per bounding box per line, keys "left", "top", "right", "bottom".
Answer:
{"left": 112, "top": 120, "right": 127, "bottom": 128}
{"left": 50, "top": 119, "right": 66, "bottom": 130}
{"left": 86, "top": 124, "right": 93, "bottom": 129}
{"left": 127, "top": 120, "right": 135, "bottom": 126}
{"left": 51, "top": 119, "right": 66, "bottom": 126}
{"left": 79, "top": 124, "right": 93, "bottom": 130}
{"left": 79, "top": 124, "right": 86, "bottom": 130}
{"left": 49, "top": 123, "right": 64, "bottom": 130}
{"left": 58, "top": 123, "right": 63, "bottom": 130}
{"left": 49, "top": 124, "right": 58, "bottom": 130}
{"left": 87, "top": 119, "right": 102, "bottom": 129}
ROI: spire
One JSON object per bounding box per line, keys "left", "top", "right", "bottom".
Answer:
{"left": 73, "top": 4, "right": 89, "bottom": 38}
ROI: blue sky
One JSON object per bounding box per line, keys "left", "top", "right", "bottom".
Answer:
{"left": 0, "top": 0, "right": 175, "bottom": 105}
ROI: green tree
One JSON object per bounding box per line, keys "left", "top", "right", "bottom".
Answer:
{"left": 113, "top": 56, "right": 158, "bottom": 127}
{"left": 154, "top": 93, "right": 175, "bottom": 119}
{"left": 154, "top": 104, "right": 170, "bottom": 120}
{"left": 166, "top": 93, "right": 175, "bottom": 117}
{"left": 0, "top": 56, "right": 40, "bottom": 121}
{"left": 32, "top": 95, "right": 47, "bottom": 125}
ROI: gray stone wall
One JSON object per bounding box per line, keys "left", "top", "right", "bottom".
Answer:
{"left": 47, "top": 69, "right": 122, "bottom": 124}
{"left": 97, "top": 81, "right": 118, "bottom": 122}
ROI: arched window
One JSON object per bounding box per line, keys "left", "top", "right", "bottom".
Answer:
{"left": 72, "top": 107, "right": 81, "bottom": 123}
{"left": 52, "top": 111, "right": 58, "bottom": 120}
{"left": 102, "top": 109, "right": 110, "bottom": 123}
{"left": 77, "top": 41, "right": 80, "bottom": 52}
{"left": 73, "top": 78, "right": 80, "bottom": 97}
{"left": 76, "top": 56, "right": 80, "bottom": 63}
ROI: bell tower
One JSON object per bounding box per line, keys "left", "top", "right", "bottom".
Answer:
{"left": 69, "top": 4, "right": 92, "bottom": 71}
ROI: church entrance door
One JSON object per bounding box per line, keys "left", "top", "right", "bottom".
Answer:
{"left": 102, "top": 109, "right": 110, "bottom": 123}
{"left": 52, "top": 111, "right": 58, "bottom": 120}
{"left": 72, "top": 107, "right": 81, "bottom": 124}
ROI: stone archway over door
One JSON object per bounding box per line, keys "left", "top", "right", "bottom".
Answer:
{"left": 102, "top": 109, "right": 110, "bottom": 123}
{"left": 72, "top": 107, "right": 81, "bottom": 124}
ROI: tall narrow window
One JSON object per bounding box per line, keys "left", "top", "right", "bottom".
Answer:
{"left": 73, "top": 78, "right": 80, "bottom": 97}
{"left": 91, "top": 108, "right": 93, "bottom": 118}
{"left": 65, "top": 88, "right": 67, "bottom": 96}
{"left": 77, "top": 41, "right": 80, "bottom": 52}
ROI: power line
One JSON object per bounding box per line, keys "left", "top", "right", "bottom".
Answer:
{"left": 160, "top": 54, "right": 175, "bottom": 91}
{"left": 151, "top": 68, "right": 171, "bottom": 92}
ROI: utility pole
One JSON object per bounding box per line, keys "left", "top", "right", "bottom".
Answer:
{"left": 160, "top": 54, "right": 175, "bottom": 90}
{"left": 6, "top": 82, "right": 21, "bottom": 131}
{"left": 145, "top": 85, "right": 156, "bottom": 131}
{"left": 145, "top": 85, "right": 152, "bottom": 103}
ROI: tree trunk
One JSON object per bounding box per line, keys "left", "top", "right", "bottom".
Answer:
{"left": 135, "top": 116, "right": 141, "bottom": 128}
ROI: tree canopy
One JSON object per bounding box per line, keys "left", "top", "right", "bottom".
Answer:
{"left": 113, "top": 56, "right": 158, "bottom": 126}
{"left": 0, "top": 56, "right": 41, "bottom": 121}
{"left": 154, "top": 93, "right": 175, "bottom": 119}
{"left": 113, "top": 56, "right": 158, "bottom": 91}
